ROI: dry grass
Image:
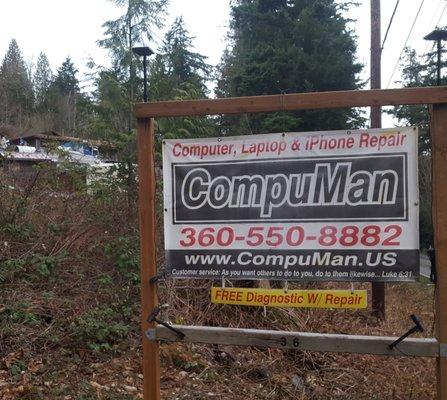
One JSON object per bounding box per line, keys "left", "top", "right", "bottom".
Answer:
{"left": 157, "top": 281, "right": 436, "bottom": 400}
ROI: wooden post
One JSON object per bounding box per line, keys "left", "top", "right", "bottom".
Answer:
{"left": 370, "top": 0, "right": 382, "bottom": 126}
{"left": 370, "top": 0, "right": 385, "bottom": 319}
{"left": 137, "top": 117, "right": 160, "bottom": 400}
{"left": 431, "top": 104, "right": 447, "bottom": 400}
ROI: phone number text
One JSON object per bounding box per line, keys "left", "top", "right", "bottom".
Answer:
{"left": 179, "top": 225, "right": 402, "bottom": 248}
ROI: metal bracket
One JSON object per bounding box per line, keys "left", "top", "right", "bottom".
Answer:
{"left": 147, "top": 306, "right": 185, "bottom": 340}
{"left": 440, "top": 343, "right": 447, "bottom": 358}
{"left": 150, "top": 271, "right": 166, "bottom": 284}
{"left": 388, "top": 314, "right": 424, "bottom": 350}
{"left": 427, "top": 246, "right": 436, "bottom": 283}
{"left": 146, "top": 328, "right": 156, "bottom": 341}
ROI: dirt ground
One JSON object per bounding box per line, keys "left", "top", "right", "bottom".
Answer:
{"left": 0, "top": 170, "right": 437, "bottom": 399}
{"left": 0, "top": 279, "right": 437, "bottom": 400}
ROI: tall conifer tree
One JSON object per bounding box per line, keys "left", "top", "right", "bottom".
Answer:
{"left": 0, "top": 39, "right": 34, "bottom": 126}
{"left": 389, "top": 46, "right": 446, "bottom": 153}
{"left": 387, "top": 44, "right": 447, "bottom": 250}
{"left": 33, "top": 52, "right": 53, "bottom": 112}
{"left": 150, "top": 17, "right": 210, "bottom": 101}
{"left": 149, "top": 17, "right": 215, "bottom": 142}
{"left": 217, "top": 0, "right": 363, "bottom": 134}
{"left": 48, "top": 57, "right": 80, "bottom": 132}
{"left": 98, "top": 0, "right": 168, "bottom": 132}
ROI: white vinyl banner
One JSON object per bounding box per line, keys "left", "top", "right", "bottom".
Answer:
{"left": 162, "top": 128, "right": 419, "bottom": 281}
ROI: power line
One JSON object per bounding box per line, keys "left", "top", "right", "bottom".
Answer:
{"left": 422, "top": 0, "right": 445, "bottom": 55}
{"left": 429, "top": 0, "right": 444, "bottom": 27}
{"left": 435, "top": 0, "right": 447, "bottom": 27}
{"left": 382, "top": 0, "right": 400, "bottom": 50}
{"left": 422, "top": 0, "right": 447, "bottom": 55}
{"left": 386, "top": 0, "right": 426, "bottom": 88}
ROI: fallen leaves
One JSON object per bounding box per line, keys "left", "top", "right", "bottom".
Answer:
{"left": 27, "top": 358, "right": 43, "bottom": 373}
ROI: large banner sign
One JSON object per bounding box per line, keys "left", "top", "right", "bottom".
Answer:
{"left": 162, "top": 128, "right": 419, "bottom": 281}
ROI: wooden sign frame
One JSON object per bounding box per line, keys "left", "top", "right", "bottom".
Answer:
{"left": 136, "top": 86, "right": 447, "bottom": 400}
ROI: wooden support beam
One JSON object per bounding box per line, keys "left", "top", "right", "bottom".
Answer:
{"left": 135, "top": 86, "right": 447, "bottom": 118}
{"left": 370, "top": 0, "right": 385, "bottom": 319}
{"left": 134, "top": 93, "right": 447, "bottom": 399}
{"left": 138, "top": 118, "right": 160, "bottom": 400}
{"left": 431, "top": 104, "right": 447, "bottom": 400}
{"left": 153, "top": 325, "right": 439, "bottom": 358}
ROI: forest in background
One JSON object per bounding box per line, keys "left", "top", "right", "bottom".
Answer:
{"left": 0, "top": 0, "right": 441, "bottom": 249}
{"left": 0, "top": 0, "right": 442, "bottom": 142}
{"left": 0, "top": 1, "right": 365, "bottom": 141}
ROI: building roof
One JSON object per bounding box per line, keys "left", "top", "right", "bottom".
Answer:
{"left": 0, "top": 125, "right": 32, "bottom": 140}
{"left": 0, "top": 150, "right": 55, "bottom": 162}
{"left": 1, "top": 125, "right": 117, "bottom": 151}
{"left": 0, "top": 126, "right": 62, "bottom": 140}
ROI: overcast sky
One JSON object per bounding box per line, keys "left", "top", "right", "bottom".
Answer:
{"left": 0, "top": 0, "right": 230, "bottom": 90}
{"left": 0, "top": 0, "right": 445, "bottom": 119}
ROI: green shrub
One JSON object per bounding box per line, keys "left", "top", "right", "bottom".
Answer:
{"left": 1, "top": 304, "right": 41, "bottom": 327}
{"left": 10, "top": 360, "right": 27, "bottom": 376}
{"left": 31, "top": 253, "right": 63, "bottom": 277}
{"left": 104, "top": 236, "right": 139, "bottom": 281}
{"left": 0, "top": 258, "right": 26, "bottom": 282}
{"left": 1, "top": 223, "right": 35, "bottom": 241}
{"left": 0, "top": 252, "right": 65, "bottom": 282}
{"left": 71, "top": 306, "right": 130, "bottom": 352}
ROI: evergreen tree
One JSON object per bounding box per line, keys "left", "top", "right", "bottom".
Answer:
{"left": 74, "top": 92, "right": 100, "bottom": 139}
{"left": 53, "top": 57, "right": 79, "bottom": 95}
{"left": 148, "top": 17, "right": 215, "bottom": 144}
{"left": 94, "top": 68, "right": 130, "bottom": 136}
{"left": 98, "top": 0, "right": 168, "bottom": 132}
{"left": 387, "top": 44, "right": 447, "bottom": 250}
{"left": 216, "top": 0, "right": 363, "bottom": 134}
{"left": 389, "top": 46, "right": 446, "bottom": 154}
{"left": 157, "top": 17, "right": 210, "bottom": 97}
{"left": 49, "top": 57, "right": 80, "bottom": 132}
{"left": 0, "top": 39, "right": 34, "bottom": 126}
{"left": 33, "top": 52, "right": 53, "bottom": 112}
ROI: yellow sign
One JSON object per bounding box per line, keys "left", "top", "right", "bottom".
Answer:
{"left": 211, "top": 287, "right": 367, "bottom": 309}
